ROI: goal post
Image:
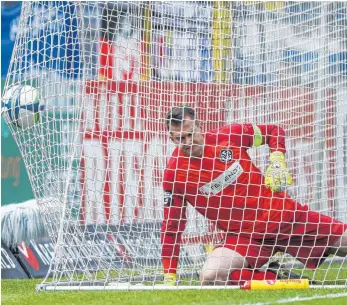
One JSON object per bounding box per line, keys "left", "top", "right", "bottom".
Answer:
{"left": 2, "top": 1, "right": 347, "bottom": 290}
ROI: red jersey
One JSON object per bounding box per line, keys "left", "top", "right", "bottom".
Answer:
{"left": 161, "top": 123, "right": 302, "bottom": 274}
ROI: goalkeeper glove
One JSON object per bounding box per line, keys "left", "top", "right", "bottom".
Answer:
{"left": 164, "top": 273, "right": 177, "bottom": 286}
{"left": 265, "top": 151, "right": 292, "bottom": 192}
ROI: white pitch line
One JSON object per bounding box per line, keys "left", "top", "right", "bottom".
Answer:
{"left": 242, "top": 292, "right": 347, "bottom": 305}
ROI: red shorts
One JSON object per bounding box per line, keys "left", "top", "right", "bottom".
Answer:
{"left": 218, "top": 209, "right": 347, "bottom": 269}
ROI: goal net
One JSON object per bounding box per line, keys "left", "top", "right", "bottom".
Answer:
{"left": 2, "top": 1, "right": 347, "bottom": 290}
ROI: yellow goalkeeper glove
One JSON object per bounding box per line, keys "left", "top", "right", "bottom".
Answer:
{"left": 265, "top": 151, "right": 292, "bottom": 192}
{"left": 164, "top": 273, "right": 177, "bottom": 286}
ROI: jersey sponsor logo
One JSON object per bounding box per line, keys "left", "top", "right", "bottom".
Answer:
{"left": 199, "top": 162, "right": 243, "bottom": 196}
{"left": 163, "top": 190, "right": 173, "bottom": 206}
{"left": 220, "top": 149, "right": 232, "bottom": 162}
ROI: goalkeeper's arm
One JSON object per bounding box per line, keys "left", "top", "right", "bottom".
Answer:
{"left": 161, "top": 191, "right": 187, "bottom": 285}
{"left": 234, "top": 123, "right": 292, "bottom": 192}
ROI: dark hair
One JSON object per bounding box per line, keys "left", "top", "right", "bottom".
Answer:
{"left": 165, "top": 106, "right": 196, "bottom": 131}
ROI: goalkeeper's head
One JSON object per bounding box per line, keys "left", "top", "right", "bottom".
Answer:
{"left": 165, "top": 106, "right": 204, "bottom": 157}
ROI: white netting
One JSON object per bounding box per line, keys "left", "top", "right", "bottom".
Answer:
{"left": 2, "top": 1, "right": 346, "bottom": 290}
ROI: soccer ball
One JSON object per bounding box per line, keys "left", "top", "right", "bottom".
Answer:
{"left": 2, "top": 85, "right": 41, "bottom": 129}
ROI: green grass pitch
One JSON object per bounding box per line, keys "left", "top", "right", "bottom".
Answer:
{"left": 1, "top": 279, "right": 347, "bottom": 305}
{"left": 2, "top": 262, "right": 347, "bottom": 304}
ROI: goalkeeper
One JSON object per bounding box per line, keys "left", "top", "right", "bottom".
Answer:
{"left": 161, "top": 106, "right": 347, "bottom": 286}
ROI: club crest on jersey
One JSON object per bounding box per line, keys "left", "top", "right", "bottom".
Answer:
{"left": 220, "top": 149, "right": 232, "bottom": 162}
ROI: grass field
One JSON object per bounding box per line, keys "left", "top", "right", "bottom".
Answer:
{"left": 2, "top": 279, "right": 347, "bottom": 305}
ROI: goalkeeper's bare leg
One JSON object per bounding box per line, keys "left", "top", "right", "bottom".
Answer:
{"left": 200, "top": 247, "right": 249, "bottom": 285}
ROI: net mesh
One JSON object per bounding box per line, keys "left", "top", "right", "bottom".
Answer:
{"left": 2, "top": 1, "right": 347, "bottom": 290}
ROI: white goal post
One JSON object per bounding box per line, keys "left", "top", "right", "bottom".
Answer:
{"left": 2, "top": 1, "right": 347, "bottom": 290}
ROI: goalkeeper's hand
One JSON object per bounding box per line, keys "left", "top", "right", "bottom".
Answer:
{"left": 265, "top": 151, "right": 292, "bottom": 192}
{"left": 164, "top": 273, "right": 177, "bottom": 286}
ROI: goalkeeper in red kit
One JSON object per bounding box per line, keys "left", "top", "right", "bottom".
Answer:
{"left": 161, "top": 106, "right": 347, "bottom": 286}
